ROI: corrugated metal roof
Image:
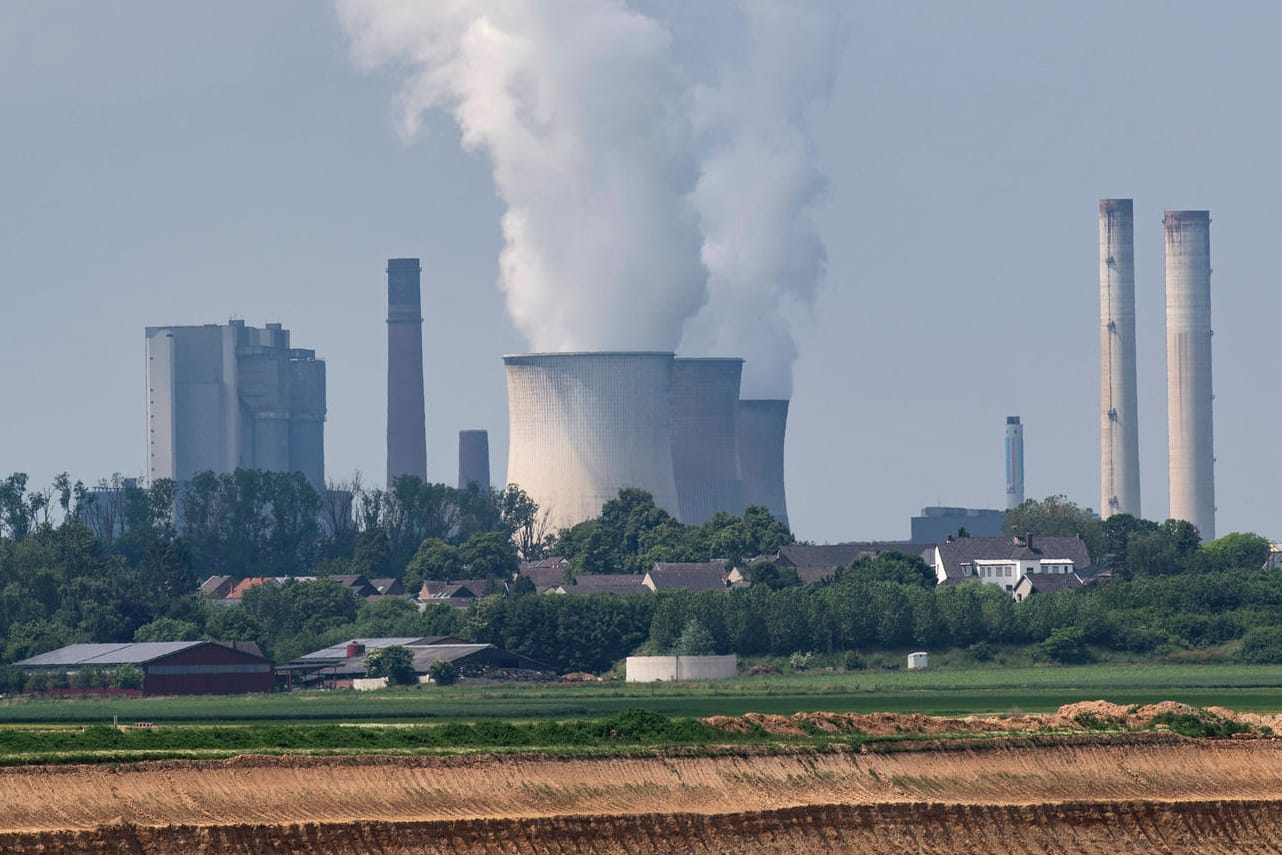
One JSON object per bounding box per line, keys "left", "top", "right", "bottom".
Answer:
{"left": 17, "top": 641, "right": 205, "bottom": 667}
{"left": 293, "top": 637, "right": 444, "bottom": 662}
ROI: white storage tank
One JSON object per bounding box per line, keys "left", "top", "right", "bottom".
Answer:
{"left": 907, "top": 651, "right": 929, "bottom": 670}
{"left": 625, "top": 655, "right": 738, "bottom": 682}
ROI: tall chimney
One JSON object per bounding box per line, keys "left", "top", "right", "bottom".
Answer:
{"left": 1099, "top": 199, "right": 1142, "bottom": 519}
{"left": 458, "top": 430, "right": 491, "bottom": 492}
{"left": 1165, "top": 211, "right": 1215, "bottom": 541}
{"left": 1004, "top": 416, "right": 1024, "bottom": 510}
{"left": 386, "top": 258, "right": 427, "bottom": 486}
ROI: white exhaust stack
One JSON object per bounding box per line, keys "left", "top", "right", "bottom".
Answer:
{"left": 1164, "top": 210, "right": 1215, "bottom": 541}
{"left": 1099, "top": 199, "right": 1142, "bottom": 519}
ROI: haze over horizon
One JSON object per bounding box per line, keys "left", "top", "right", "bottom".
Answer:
{"left": 3, "top": 1, "right": 1280, "bottom": 544}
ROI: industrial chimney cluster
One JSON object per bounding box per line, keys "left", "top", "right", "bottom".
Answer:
{"left": 382, "top": 262, "right": 784, "bottom": 531}
{"left": 1098, "top": 200, "right": 1215, "bottom": 540}
{"left": 503, "top": 352, "right": 788, "bottom": 533}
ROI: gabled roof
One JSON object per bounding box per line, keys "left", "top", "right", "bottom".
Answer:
{"left": 645, "top": 561, "right": 728, "bottom": 592}
{"left": 1014, "top": 572, "right": 1087, "bottom": 597}
{"left": 518, "top": 563, "right": 567, "bottom": 590}
{"left": 225, "top": 577, "right": 275, "bottom": 599}
{"left": 419, "top": 578, "right": 497, "bottom": 599}
{"left": 198, "top": 575, "right": 235, "bottom": 597}
{"left": 369, "top": 578, "right": 404, "bottom": 596}
{"left": 292, "top": 637, "right": 457, "bottom": 663}
{"left": 15, "top": 641, "right": 234, "bottom": 668}
{"left": 934, "top": 536, "right": 1092, "bottom": 582}
{"left": 775, "top": 542, "right": 934, "bottom": 571}
{"left": 554, "top": 574, "right": 649, "bottom": 596}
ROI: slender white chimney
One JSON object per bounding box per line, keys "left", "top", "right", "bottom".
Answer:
{"left": 1099, "top": 199, "right": 1142, "bottom": 519}
{"left": 1165, "top": 210, "right": 1215, "bottom": 541}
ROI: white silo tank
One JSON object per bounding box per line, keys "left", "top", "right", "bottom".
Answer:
{"left": 671, "top": 358, "right": 746, "bottom": 524}
{"left": 504, "top": 352, "right": 680, "bottom": 532}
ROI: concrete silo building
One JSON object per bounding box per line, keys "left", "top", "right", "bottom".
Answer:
{"left": 737, "top": 399, "right": 789, "bottom": 526}
{"left": 670, "top": 358, "right": 746, "bottom": 524}
{"left": 458, "top": 430, "right": 491, "bottom": 491}
{"left": 386, "top": 258, "right": 427, "bottom": 486}
{"left": 145, "top": 321, "right": 326, "bottom": 492}
{"left": 1004, "top": 416, "right": 1024, "bottom": 510}
{"left": 1165, "top": 210, "right": 1216, "bottom": 540}
{"left": 504, "top": 352, "right": 680, "bottom": 532}
{"left": 1099, "top": 198, "right": 1142, "bottom": 519}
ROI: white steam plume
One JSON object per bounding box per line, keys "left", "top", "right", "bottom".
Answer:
{"left": 679, "top": 0, "right": 846, "bottom": 397}
{"left": 337, "top": 0, "right": 706, "bottom": 352}
{"left": 338, "top": 1, "right": 845, "bottom": 390}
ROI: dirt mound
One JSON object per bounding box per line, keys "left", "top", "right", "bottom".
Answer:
{"left": 5, "top": 800, "right": 1282, "bottom": 854}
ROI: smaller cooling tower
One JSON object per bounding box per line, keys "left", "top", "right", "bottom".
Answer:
{"left": 671, "top": 358, "right": 746, "bottom": 524}
{"left": 737, "top": 399, "right": 789, "bottom": 526}
{"left": 505, "top": 352, "right": 680, "bottom": 532}
{"left": 458, "top": 430, "right": 490, "bottom": 492}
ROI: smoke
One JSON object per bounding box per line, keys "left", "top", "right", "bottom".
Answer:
{"left": 338, "top": 0, "right": 844, "bottom": 387}
{"left": 680, "top": 1, "right": 845, "bottom": 397}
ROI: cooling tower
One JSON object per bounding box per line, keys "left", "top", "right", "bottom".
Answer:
{"left": 458, "top": 429, "right": 490, "bottom": 491}
{"left": 1165, "top": 210, "right": 1215, "bottom": 541}
{"left": 737, "top": 399, "right": 789, "bottom": 526}
{"left": 386, "top": 258, "right": 427, "bottom": 486}
{"left": 504, "top": 352, "right": 680, "bottom": 531}
{"left": 1100, "top": 199, "right": 1142, "bottom": 519}
{"left": 1004, "top": 416, "right": 1024, "bottom": 510}
{"left": 670, "top": 358, "right": 746, "bottom": 524}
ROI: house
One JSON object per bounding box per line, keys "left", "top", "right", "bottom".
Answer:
{"left": 369, "top": 578, "right": 404, "bottom": 596}
{"left": 1011, "top": 571, "right": 1089, "bottom": 602}
{"left": 224, "top": 577, "right": 275, "bottom": 601}
{"left": 546, "top": 574, "right": 649, "bottom": 596}
{"left": 930, "top": 535, "right": 1092, "bottom": 592}
{"left": 14, "top": 641, "right": 275, "bottom": 695}
{"left": 644, "top": 561, "right": 729, "bottom": 592}
{"left": 198, "top": 575, "right": 235, "bottom": 599}
{"left": 734, "top": 542, "right": 934, "bottom": 585}
{"left": 417, "top": 578, "right": 501, "bottom": 607}
{"left": 518, "top": 557, "right": 569, "bottom": 590}
{"left": 280, "top": 636, "right": 549, "bottom": 688}
{"left": 327, "top": 575, "right": 380, "bottom": 598}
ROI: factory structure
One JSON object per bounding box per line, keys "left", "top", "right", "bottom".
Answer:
{"left": 503, "top": 351, "right": 788, "bottom": 532}
{"left": 145, "top": 321, "right": 326, "bottom": 493}
{"left": 1096, "top": 200, "right": 1216, "bottom": 541}
{"left": 386, "top": 258, "right": 428, "bottom": 486}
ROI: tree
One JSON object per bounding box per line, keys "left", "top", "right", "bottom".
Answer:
{"left": 133, "top": 617, "right": 201, "bottom": 642}
{"left": 458, "top": 531, "right": 519, "bottom": 579}
{"left": 500, "top": 484, "right": 553, "bottom": 560}
{"left": 404, "top": 538, "right": 460, "bottom": 588}
{"left": 1198, "top": 532, "right": 1270, "bottom": 573}
{"left": 744, "top": 561, "right": 801, "bottom": 590}
{"left": 109, "top": 663, "right": 144, "bottom": 690}
{"left": 364, "top": 645, "right": 417, "bottom": 685}
{"left": 1038, "top": 626, "right": 1091, "bottom": 664}
{"left": 1003, "top": 495, "right": 1105, "bottom": 561}
{"left": 428, "top": 657, "right": 459, "bottom": 686}
{"left": 673, "top": 618, "right": 717, "bottom": 655}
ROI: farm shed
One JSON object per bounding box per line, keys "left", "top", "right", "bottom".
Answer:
{"left": 15, "top": 641, "right": 275, "bottom": 695}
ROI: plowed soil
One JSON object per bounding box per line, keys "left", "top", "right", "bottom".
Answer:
{"left": 6, "top": 716, "right": 1282, "bottom": 852}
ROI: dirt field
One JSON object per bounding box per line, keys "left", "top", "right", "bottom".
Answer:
{"left": 5, "top": 732, "right": 1282, "bottom": 853}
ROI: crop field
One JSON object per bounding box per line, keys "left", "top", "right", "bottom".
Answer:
{"left": 2, "top": 662, "right": 1282, "bottom": 726}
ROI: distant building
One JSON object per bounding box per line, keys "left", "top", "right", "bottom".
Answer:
{"left": 545, "top": 574, "right": 649, "bottom": 596}
{"left": 281, "top": 637, "right": 550, "bottom": 688}
{"left": 643, "top": 561, "right": 729, "bottom": 592}
{"left": 929, "top": 534, "right": 1092, "bottom": 592}
{"left": 145, "top": 321, "right": 326, "bottom": 493}
{"left": 735, "top": 542, "right": 933, "bottom": 586}
{"left": 910, "top": 506, "right": 1006, "bottom": 543}
{"left": 15, "top": 641, "right": 274, "bottom": 695}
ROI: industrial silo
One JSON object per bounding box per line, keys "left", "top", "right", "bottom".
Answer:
{"left": 504, "top": 352, "right": 681, "bottom": 531}
{"left": 737, "top": 399, "right": 789, "bottom": 526}
{"left": 670, "top": 358, "right": 745, "bottom": 524}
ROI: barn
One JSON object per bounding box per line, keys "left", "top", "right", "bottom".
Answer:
{"left": 15, "top": 641, "right": 275, "bottom": 695}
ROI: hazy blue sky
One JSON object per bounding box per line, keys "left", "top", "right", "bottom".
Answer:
{"left": 3, "top": 1, "right": 1280, "bottom": 543}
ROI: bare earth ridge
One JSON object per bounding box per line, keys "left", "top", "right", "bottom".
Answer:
{"left": 5, "top": 710, "right": 1282, "bottom": 853}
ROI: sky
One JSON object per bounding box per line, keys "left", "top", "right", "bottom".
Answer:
{"left": 2, "top": 1, "right": 1280, "bottom": 544}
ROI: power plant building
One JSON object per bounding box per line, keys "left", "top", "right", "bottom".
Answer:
{"left": 145, "top": 321, "right": 325, "bottom": 492}
{"left": 386, "top": 258, "right": 428, "bottom": 486}
{"left": 504, "top": 352, "right": 682, "bottom": 532}
{"left": 910, "top": 506, "right": 1006, "bottom": 543}
{"left": 670, "top": 358, "right": 746, "bottom": 524}
{"left": 738, "top": 399, "right": 789, "bottom": 526}
{"left": 1004, "top": 416, "right": 1024, "bottom": 510}
{"left": 458, "top": 430, "right": 491, "bottom": 491}
{"left": 1099, "top": 198, "right": 1142, "bottom": 519}
{"left": 1165, "top": 210, "right": 1216, "bottom": 540}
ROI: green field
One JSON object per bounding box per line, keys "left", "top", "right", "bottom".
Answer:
{"left": 2, "top": 663, "right": 1281, "bottom": 726}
